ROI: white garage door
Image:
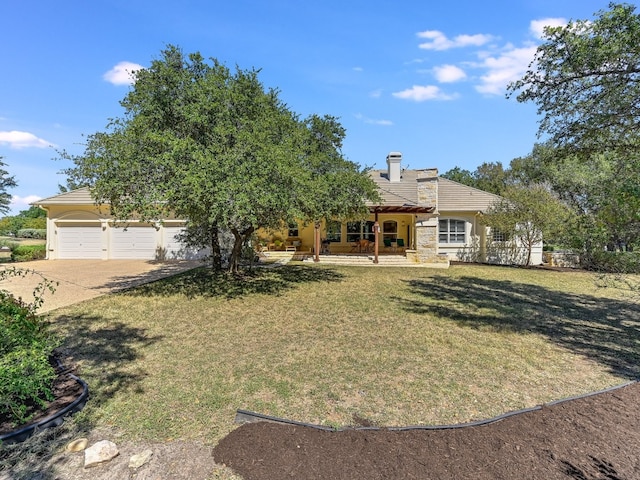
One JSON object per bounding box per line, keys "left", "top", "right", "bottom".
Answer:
{"left": 58, "top": 226, "right": 103, "bottom": 259}
{"left": 162, "top": 227, "right": 208, "bottom": 260}
{"left": 110, "top": 227, "right": 158, "bottom": 259}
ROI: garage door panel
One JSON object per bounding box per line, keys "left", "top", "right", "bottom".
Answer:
{"left": 162, "top": 227, "right": 209, "bottom": 260}
{"left": 58, "top": 226, "right": 103, "bottom": 259}
{"left": 110, "top": 227, "right": 158, "bottom": 259}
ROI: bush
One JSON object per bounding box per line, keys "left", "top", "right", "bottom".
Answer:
{"left": 582, "top": 251, "right": 640, "bottom": 273}
{"left": 11, "top": 245, "right": 46, "bottom": 262}
{"left": 0, "top": 294, "right": 57, "bottom": 426}
{"left": 16, "top": 229, "right": 46, "bottom": 239}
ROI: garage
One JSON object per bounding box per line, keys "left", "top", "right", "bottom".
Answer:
{"left": 36, "top": 188, "right": 209, "bottom": 261}
{"left": 110, "top": 226, "right": 159, "bottom": 260}
{"left": 57, "top": 225, "right": 103, "bottom": 259}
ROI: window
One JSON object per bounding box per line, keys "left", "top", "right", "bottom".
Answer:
{"left": 439, "top": 219, "right": 466, "bottom": 243}
{"left": 347, "top": 221, "right": 375, "bottom": 243}
{"left": 491, "top": 228, "right": 509, "bottom": 242}
{"left": 382, "top": 220, "right": 397, "bottom": 241}
{"left": 287, "top": 222, "right": 299, "bottom": 238}
{"left": 325, "top": 221, "right": 342, "bottom": 242}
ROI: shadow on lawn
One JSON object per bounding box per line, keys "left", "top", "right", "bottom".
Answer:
{"left": 398, "top": 275, "right": 640, "bottom": 380}
{"left": 126, "top": 264, "right": 346, "bottom": 300}
{"left": 53, "top": 314, "right": 164, "bottom": 406}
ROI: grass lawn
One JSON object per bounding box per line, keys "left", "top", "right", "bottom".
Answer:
{"left": 49, "top": 263, "right": 640, "bottom": 445}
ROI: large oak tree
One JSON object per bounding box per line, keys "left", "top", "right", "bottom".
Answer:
{"left": 63, "top": 46, "right": 378, "bottom": 272}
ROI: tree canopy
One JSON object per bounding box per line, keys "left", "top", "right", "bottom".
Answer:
{"left": 506, "top": 3, "right": 640, "bottom": 255}
{"left": 508, "top": 2, "right": 640, "bottom": 156}
{"left": 0, "top": 158, "right": 17, "bottom": 216}
{"left": 441, "top": 162, "right": 511, "bottom": 196}
{"left": 62, "top": 46, "right": 378, "bottom": 271}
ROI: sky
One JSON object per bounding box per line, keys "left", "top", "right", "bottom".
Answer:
{"left": 1, "top": 0, "right": 619, "bottom": 215}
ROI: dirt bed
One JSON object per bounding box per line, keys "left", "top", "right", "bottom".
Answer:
{"left": 212, "top": 381, "right": 640, "bottom": 480}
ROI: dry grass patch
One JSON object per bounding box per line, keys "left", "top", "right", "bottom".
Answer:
{"left": 48, "top": 264, "right": 639, "bottom": 445}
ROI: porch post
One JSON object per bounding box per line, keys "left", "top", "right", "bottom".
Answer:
{"left": 314, "top": 221, "right": 320, "bottom": 263}
{"left": 373, "top": 210, "right": 379, "bottom": 264}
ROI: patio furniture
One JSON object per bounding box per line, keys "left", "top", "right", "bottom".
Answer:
{"left": 383, "top": 238, "right": 393, "bottom": 251}
{"left": 396, "top": 238, "right": 405, "bottom": 252}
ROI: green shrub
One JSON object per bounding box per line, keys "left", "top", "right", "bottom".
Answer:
{"left": 16, "top": 229, "right": 46, "bottom": 239}
{"left": 0, "top": 239, "right": 18, "bottom": 250}
{"left": 10, "top": 245, "right": 46, "bottom": 262}
{"left": 582, "top": 251, "right": 640, "bottom": 273}
{"left": 0, "top": 294, "right": 57, "bottom": 426}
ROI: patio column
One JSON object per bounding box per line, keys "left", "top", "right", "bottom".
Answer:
{"left": 314, "top": 221, "right": 320, "bottom": 263}
{"left": 373, "top": 211, "right": 379, "bottom": 264}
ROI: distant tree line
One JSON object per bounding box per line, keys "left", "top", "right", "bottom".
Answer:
{"left": 443, "top": 3, "right": 640, "bottom": 271}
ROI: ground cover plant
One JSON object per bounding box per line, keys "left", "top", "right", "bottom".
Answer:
{"left": 39, "top": 263, "right": 638, "bottom": 448}
{"left": 0, "top": 269, "right": 58, "bottom": 427}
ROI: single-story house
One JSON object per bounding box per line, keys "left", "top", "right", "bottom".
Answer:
{"left": 35, "top": 152, "right": 541, "bottom": 266}
{"left": 264, "top": 152, "right": 542, "bottom": 267}
{"left": 34, "top": 188, "right": 206, "bottom": 260}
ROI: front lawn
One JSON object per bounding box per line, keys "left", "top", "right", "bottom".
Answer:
{"left": 50, "top": 264, "right": 639, "bottom": 444}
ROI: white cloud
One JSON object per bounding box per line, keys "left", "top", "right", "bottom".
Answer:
{"left": 433, "top": 64, "right": 467, "bottom": 83}
{"left": 474, "top": 45, "right": 538, "bottom": 95}
{"left": 354, "top": 113, "right": 393, "bottom": 126}
{"left": 103, "top": 61, "right": 144, "bottom": 86}
{"left": 353, "top": 66, "right": 364, "bottom": 72}
{"left": 369, "top": 89, "right": 382, "bottom": 98}
{"left": 10, "top": 194, "right": 42, "bottom": 211}
{"left": 392, "top": 85, "right": 457, "bottom": 101}
{"left": 417, "top": 30, "right": 494, "bottom": 51}
{"left": 530, "top": 17, "right": 566, "bottom": 38}
{"left": 0, "top": 131, "right": 54, "bottom": 149}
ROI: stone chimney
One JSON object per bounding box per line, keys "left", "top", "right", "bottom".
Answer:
{"left": 417, "top": 168, "right": 439, "bottom": 213}
{"left": 386, "top": 152, "right": 402, "bottom": 182}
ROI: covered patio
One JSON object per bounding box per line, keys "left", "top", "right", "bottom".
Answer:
{"left": 308, "top": 205, "right": 435, "bottom": 264}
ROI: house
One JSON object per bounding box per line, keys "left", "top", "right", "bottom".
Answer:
{"left": 35, "top": 152, "right": 542, "bottom": 265}
{"left": 34, "top": 188, "right": 206, "bottom": 260}
{"left": 265, "top": 152, "right": 542, "bottom": 267}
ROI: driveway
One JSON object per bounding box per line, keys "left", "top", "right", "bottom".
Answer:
{"left": 0, "top": 260, "right": 202, "bottom": 313}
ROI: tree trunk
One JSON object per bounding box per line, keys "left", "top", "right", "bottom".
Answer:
{"left": 229, "top": 226, "right": 255, "bottom": 274}
{"left": 209, "top": 224, "right": 223, "bottom": 271}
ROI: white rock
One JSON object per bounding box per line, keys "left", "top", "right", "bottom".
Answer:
{"left": 129, "top": 449, "right": 153, "bottom": 469}
{"left": 84, "top": 440, "right": 119, "bottom": 468}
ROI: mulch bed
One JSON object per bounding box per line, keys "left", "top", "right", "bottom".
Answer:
{"left": 212, "top": 382, "right": 640, "bottom": 480}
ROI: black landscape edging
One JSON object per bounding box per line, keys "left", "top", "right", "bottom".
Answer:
{"left": 0, "top": 374, "right": 89, "bottom": 444}
{"left": 235, "top": 380, "right": 638, "bottom": 432}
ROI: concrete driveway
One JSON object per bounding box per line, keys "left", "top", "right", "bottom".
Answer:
{"left": 0, "top": 260, "right": 202, "bottom": 313}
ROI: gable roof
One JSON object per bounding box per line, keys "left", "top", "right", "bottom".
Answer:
{"left": 35, "top": 187, "right": 96, "bottom": 206}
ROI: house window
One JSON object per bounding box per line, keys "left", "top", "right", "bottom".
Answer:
{"left": 491, "top": 228, "right": 509, "bottom": 242}
{"left": 439, "top": 219, "right": 466, "bottom": 243}
{"left": 288, "top": 222, "right": 299, "bottom": 238}
{"left": 326, "top": 220, "right": 342, "bottom": 242}
{"left": 347, "top": 221, "right": 375, "bottom": 243}
{"left": 382, "top": 220, "right": 397, "bottom": 240}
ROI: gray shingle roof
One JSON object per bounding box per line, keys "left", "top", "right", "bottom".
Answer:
{"left": 34, "top": 187, "right": 96, "bottom": 206}
{"left": 437, "top": 177, "right": 501, "bottom": 212}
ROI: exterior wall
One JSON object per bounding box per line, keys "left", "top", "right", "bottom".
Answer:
{"left": 436, "top": 212, "right": 484, "bottom": 262}
{"left": 436, "top": 212, "right": 543, "bottom": 265}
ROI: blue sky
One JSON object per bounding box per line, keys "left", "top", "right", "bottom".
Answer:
{"left": 1, "top": 0, "right": 614, "bottom": 214}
